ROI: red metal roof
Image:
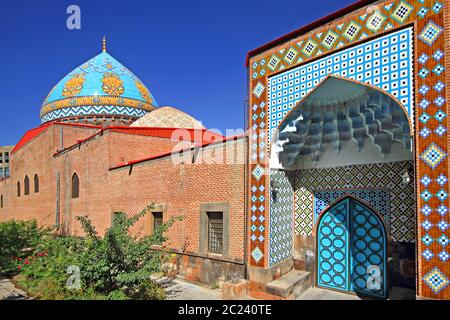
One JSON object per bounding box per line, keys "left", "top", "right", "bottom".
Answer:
{"left": 245, "top": 0, "right": 378, "bottom": 66}
{"left": 107, "top": 126, "right": 224, "bottom": 142}
{"left": 52, "top": 126, "right": 226, "bottom": 157}
{"left": 12, "top": 123, "right": 52, "bottom": 154}
{"left": 12, "top": 122, "right": 102, "bottom": 154}
{"left": 109, "top": 134, "right": 246, "bottom": 170}
{"left": 12, "top": 121, "right": 245, "bottom": 171}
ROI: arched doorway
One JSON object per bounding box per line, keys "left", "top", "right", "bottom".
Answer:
{"left": 316, "top": 196, "right": 387, "bottom": 299}
{"left": 267, "top": 75, "right": 416, "bottom": 298}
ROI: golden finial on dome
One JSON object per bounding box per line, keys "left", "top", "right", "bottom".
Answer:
{"left": 102, "top": 36, "right": 107, "bottom": 52}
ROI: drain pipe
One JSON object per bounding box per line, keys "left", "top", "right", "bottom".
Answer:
{"left": 243, "top": 70, "right": 250, "bottom": 283}
{"left": 243, "top": 132, "right": 249, "bottom": 282}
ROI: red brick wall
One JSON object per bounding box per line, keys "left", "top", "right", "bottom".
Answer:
{"left": 1, "top": 124, "right": 246, "bottom": 261}
{"left": 107, "top": 139, "right": 246, "bottom": 259}
{"left": 107, "top": 132, "right": 190, "bottom": 167}
{"left": 0, "top": 124, "right": 99, "bottom": 225}
{"left": 59, "top": 125, "right": 101, "bottom": 151}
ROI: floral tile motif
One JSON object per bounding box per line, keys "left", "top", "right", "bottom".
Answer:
{"left": 419, "top": 21, "right": 444, "bottom": 46}
{"left": 423, "top": 267, "right": 449, "bottom": 294}
{"left": 420, "top": 143, "right": 447, "bottom": 170}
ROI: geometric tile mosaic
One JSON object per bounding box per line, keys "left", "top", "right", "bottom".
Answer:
{"left": 248, "top": 0, "right": 450, "bottom": 299}
{"left": 294, "top": 187, "right": 313, "bottom": 235}
{"left": 251, "top": 246, "right": 264, "bottom": 264}
{"left": 391, "top": 1, "right": 414, "bottom": 24}
{"left": 267, "top": 28, "right": 413, "bottom": 140}
{"left": 41, "top": 105, "right": 148, "bottom": 123}
{"left": 313, "top": 189, "right": 390, "bottom": 229}
{"left": 293, "top": 160, "right": 414, "bottom": 242}
{"left": 420, "top": 143, "right": 447, "bottom": 170}
{"left": 252, "top": 164, "right": 265, "bottom": 181}
{"left": 269, "top": 170, "right": 294, "bottom": 267}
{"left": 366, "top": 11, "right": 387, "bottom": 32}
{"left": 418, "top": 21, "right": 444, "bottom": 46}
{"left": 423, "top": 267, "right": 449, "bottom": 294}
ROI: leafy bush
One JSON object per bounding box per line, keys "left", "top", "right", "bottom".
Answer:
{"left": 4, "top": 203, "right": 181, "bottom": 300}
{"left": 0, "top": 220, "right": 48, "bottom": 274}
{"left": 75, "top": 206, "right": 181, "bottom": 299}
{"left": 16, "top": 236, "right": 86, "bottom": 299}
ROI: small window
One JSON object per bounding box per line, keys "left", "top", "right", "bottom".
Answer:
{"left": 34, "top": 174, "right": 39, "bottom": 193}
{"left": 71, "top": 173, "right": 79, "bottom": 199}
{"left": 112, "top": 212, "right": 122, "bottom": 225}
{"left": 17, "top": 181, "right": 21, "bottom": 197}
{"left": 24, "top": 176, "right": 30, "bottom": 196}
{"left": 207, "top": 212, "right": 223, "bottom": 254}
{"left": 152, "top": 212, "right": 163, "bottom": 231}
{"left": 1, "top": 195, "right": 3, "bottom": 208}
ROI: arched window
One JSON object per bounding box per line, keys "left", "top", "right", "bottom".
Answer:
{"left": 34, "top": 174, "right": 39, "bottom": 193}
{"left": 17, "top": 181, "right": 21, "bottom": 197}
{"left": 71, "top": 173, "right": 79, "bottom": 199}
{"left": 24, "top": 176, "right": 30, "bottom": 196}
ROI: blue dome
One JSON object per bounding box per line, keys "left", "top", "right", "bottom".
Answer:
{"left": 40, "top": 49, "right": 158, "bottom": 124}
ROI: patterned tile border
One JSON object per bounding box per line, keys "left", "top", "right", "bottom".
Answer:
{"left": 247, "top": 0, "right": 450, "bottom": 299}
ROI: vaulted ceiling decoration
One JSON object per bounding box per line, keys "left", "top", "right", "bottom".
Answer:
{"left": 273, "top": 76, "right": 412, "bottom": 167}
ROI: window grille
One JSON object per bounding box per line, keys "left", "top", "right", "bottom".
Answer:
{"left": 153, "top": 212, "right": 163, "bottom": 231}
{"left": 207, "top": 212, "right": 223, "bottom": 254}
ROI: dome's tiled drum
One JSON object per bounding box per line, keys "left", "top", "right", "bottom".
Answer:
{"left": 40, "top": 51, "right": 158, "bottom": 124}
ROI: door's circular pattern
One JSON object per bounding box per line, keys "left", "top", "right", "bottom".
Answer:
{"left": 317, "top": 198, "right": 386, "bottom": 299}
{"left": 333, "top": 275, "right": 345, "bottom": 286}
{"left": 355, "top": 239, "right": 367, "bottom": 250}
{"left": 351, "top": 204, "right": 385, "bottom": 298}
{"left": 369, "top": 240, "right": 381, "bottom": 252}
{"left": 333, "top": 262, "right": 345, "bottom": 273}
{"left": 317, "top": 202, "right": 349, "bottom": 290}
{"left": 322, "top": 226, "right": 332, "bottom": 235}
{"left": 333, "top": 238, "right": 345, "bottom": 248}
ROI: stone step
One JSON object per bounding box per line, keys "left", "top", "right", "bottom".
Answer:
{"left": 266, "top": 270, "right": 311, "bottom": 299}
{"left": 293, "top": 258, "right": 305, "bottom": 270}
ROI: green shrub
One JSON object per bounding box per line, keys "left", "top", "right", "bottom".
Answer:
{"left": 6, "top": 203, "right": 182, "bottom": 300}
{"left": 0, "top": 220, "right": 49, "bottom": 274}
{"left": 75, "top": 206, "right": 182, "bottom": 299}
{"left": 17, "top": 236, "right": 83, "bottom": 299}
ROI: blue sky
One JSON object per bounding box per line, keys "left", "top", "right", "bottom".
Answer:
{"left": 1, "top": 0, "right": 355, "bottom": 145}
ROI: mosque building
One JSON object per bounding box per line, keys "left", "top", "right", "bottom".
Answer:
{"left": 1, "top": 0, "right": 450, "bottom": 300}
{"left": 0, "top": 38, "right": 247, "bottom": 287}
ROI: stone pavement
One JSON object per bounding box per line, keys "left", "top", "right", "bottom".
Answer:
{"left": 298, "top": 288, "right": 361, "bottom": 300}
{"left": 152, "top": 276, "right": 223, "bottom": 300}
{"left": 298, "top": 286, "right": 416, "bottom": 300}
{"left": 0, "top": 276, "right": 29, "bottom": 300}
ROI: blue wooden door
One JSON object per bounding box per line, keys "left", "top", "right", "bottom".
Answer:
{"left": 317, "top": 198, "right": 387, "bottom": 299}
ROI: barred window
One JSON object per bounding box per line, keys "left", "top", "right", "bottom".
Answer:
{"left": 207, "top": 212, "right": 223, "bottom": 254}
{"left": 153, "top": 212, "right": 163, "bottom": 231}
